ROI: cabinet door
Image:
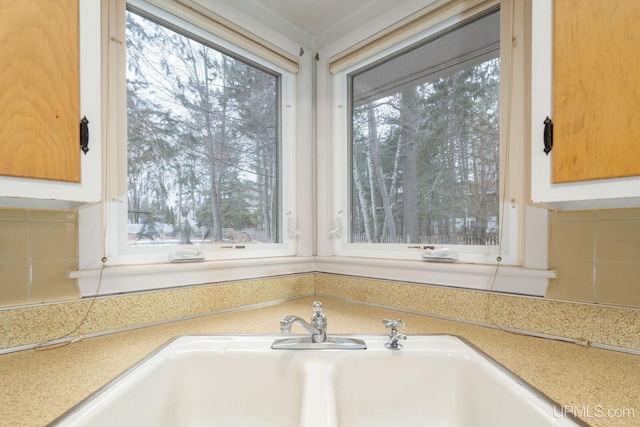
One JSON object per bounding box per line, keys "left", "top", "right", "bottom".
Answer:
{"left": 530, "top": 0, "right": 640, "bottom": 209}
{"left": 553, "top": 0, "right": 640, "bottom": 183}
{"left": 0, "top": 0, "right": 80, "bottom": 182}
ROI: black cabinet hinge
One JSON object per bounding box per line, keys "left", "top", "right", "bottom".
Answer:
{"left": 543, "top": 117, "right": 553, "bottom": 155}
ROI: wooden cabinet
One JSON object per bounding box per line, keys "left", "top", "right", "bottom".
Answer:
{"left": 0, "top": 0, "right": 80, "bottom": 182}
{"left": 0, "top": 0, "right": 101, "bottom": 206}
{"left": 530, "top": 0, "right": 640, "bottom": 209}
{"left": 553, "top": 0, "right": 640, "bottom": 183}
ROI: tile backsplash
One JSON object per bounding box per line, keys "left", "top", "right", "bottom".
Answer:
{"left": 546, "top": 208, "right": 640, "bottom": 307}
{"left": 0, "top": 209, "right": 79, "bottom": 307}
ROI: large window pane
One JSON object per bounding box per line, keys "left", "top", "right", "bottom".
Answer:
{"left": 126, "top": 8, "right": 279, "bottom": 246}
{"left": 350, "top": 9, "right": 500, "bottom": 245}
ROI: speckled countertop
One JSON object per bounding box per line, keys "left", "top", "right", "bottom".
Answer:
{"left": 1, "top": 297, "right": 639, "bottom": 427}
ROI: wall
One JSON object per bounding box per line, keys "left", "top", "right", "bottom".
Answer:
{"left": 0, "top": 209, "right": 79, "bottom": 306}
{"left": 546, "top": 208, "right": 640, "bottom": 307}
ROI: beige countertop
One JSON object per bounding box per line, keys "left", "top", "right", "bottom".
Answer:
{"left": 1, "top": 297, "right": 639, "bottom": 427}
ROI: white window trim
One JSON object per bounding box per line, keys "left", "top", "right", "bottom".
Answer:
{"left": 315, "top": 0, "right": 553, "bottom": 296}
{"left": 75, "top": 0, "right": 314, "bottom": 296}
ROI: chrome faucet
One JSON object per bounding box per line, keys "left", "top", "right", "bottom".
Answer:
{"left": 272, "top": 301, "right": 366, "bottom": 350}
{"left": 279, "top": 301, "right": 327, "bottom": 343}
{"left": 383, "top": 319, "right": 407, "bottom": 350}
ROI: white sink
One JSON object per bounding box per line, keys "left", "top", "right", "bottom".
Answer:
{"left": 49, "top": 335, "right": 586, "bottom": 427}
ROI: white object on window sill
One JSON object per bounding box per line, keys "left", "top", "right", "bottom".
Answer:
{"left": 421, "top": 248, "right": 459, "bottom": 263}
{"left": 169, "top": 249, "right": 205, "bottom": 263}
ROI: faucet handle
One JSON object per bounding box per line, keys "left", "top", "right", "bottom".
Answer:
{"left": 311, "top": 301, "right": 327, "bottom": 329}
{"left": 382, "top": 319, "right": 406, "bottom": 330}
{"left": 312, "top": 301, "right": 323, "bottom": 313}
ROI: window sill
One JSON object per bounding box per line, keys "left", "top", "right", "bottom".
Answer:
{"left": 314, "top": 256, "right": 555, "bottom": 296}
{"left": 70, "top": 255, "right": 555, "bottom": 298}
{"left": 70, "top": 256, "right": 316, "bottom": 296}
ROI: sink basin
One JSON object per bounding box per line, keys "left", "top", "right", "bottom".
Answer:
{"left": 50, "top": 336, "right": 306, "bottom": 427}
{"left": 332, "top": 338, "right": 583, "bottom": 427}
{"left": 49, "top": 335, "right": 586, "bottom": 427}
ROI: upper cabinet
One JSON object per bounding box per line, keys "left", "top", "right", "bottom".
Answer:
{"left": 530, "top": 0, "right": 640, "bottom": 210}
{"left": 0, "top": 0, "right": 101, "bottom": 206}
{"left": 0, "top": 1, "right": 80, "bottom": 182}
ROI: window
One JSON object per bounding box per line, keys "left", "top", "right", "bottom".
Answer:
{"left": 320, "top": 1, "right": 535, "bottom": 268}
{"left": 125, "top": 7, "right": 280, "bottom": 247}
{"left": 313, "top": 0, "right": 551, "bottom": 294}
{"left": 95, "top": 0, "right": 299, "bottom": 272}
{"left": 349, "top": 9, "right": 500, "bottom": 247}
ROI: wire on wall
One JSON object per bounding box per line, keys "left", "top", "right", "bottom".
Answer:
{"left": 484, "top": 0, "right": 515, "bottom": 330}
{"left": 33, "top": 177, "right": 111, "bottom": 351}
{"left": 33, "top": 1, "right": 115, "bottom": 351}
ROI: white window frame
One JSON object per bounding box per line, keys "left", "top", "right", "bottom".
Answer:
{"left": 114, "top": 0, "right": 297, "bottom": 263}
{"left": 316, "top": 0, "right": 553, "bottom": 295}
{"left": 74, "top": 0, "right": 313, "bottom": 296}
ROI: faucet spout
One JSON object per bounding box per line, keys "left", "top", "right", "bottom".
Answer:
{"left": 278, "top": 301, "right": 327, "bottom": 343}
{"left": 280, "top": 316, "right": 320, "bottom": 334}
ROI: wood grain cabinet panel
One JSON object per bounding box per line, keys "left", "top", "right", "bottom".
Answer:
{"left": 0, "top": 0, "right": 80, "bottom": 182}
{"left": 553, "top": 0, "right": 640, "bottom": 183}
